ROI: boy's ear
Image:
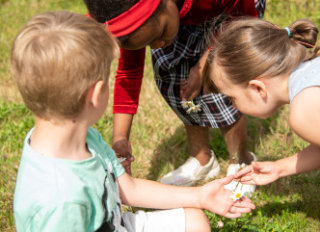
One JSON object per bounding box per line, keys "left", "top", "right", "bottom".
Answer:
{"left": 248, "top": 79, "right": 267, "bottom": 100}
{"left": 86, "top": 80, "right": 106, "bottom": 107}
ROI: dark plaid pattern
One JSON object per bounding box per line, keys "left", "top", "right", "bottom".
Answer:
{"left": 255, "top": 0, "right": 266, "bottom": 18}
{"left": 151, "top": 1, "right": 265, "bottom": 128}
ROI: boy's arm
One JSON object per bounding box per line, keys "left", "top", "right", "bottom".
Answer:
{"left": 117, "top": 173, "right": 255, "bottom": 218}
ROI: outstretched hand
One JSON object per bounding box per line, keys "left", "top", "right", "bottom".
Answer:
{"left": 200, "top": 175, "right": 255, "bottom": 218}
{"left": 112, "top": 139, "right": 134, "bottom": 175}
{"left": 234, "top": 161, "right": 280, "bottom": 186}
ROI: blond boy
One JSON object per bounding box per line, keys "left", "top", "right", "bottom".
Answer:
{"left": 12, "top": 11, "right": 254, "bottom": 232}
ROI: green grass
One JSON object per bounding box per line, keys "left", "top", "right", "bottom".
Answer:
{"left": 1, "top": 0, "right": 320, "bottom": 231}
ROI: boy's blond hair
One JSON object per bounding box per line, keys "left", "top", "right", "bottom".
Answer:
{"left": 11, "top": 11, "right": 118, "bottom": 119}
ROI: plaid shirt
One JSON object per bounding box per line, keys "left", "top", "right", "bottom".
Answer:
{"left": 151, "top": 0, "right": 266, "bottom": 127}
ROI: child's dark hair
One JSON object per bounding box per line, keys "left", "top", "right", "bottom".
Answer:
{"left": 203, "top": 18, "right": 319, "bottom": 93}
{"left": 83, "top": 0, "right": 165, "bottom": 45}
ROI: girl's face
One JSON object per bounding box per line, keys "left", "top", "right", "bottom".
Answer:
{"left": 210, "top": 60, "right": 279, "bottom": 119}
{"left": 121, "top": 0, "right": 180, "bottom": 50}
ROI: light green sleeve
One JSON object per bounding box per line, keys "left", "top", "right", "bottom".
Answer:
{"left": 89, "top": 127, "right": 125, "bottom": 178}
{"left": 99, "top": 137, "right": 125, "bottom": 178}
{"left": 27, "top": 203, "right": 91, "bottom": 232}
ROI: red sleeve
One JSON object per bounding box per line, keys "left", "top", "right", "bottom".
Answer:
{"left": 219, "top": 0, "right": 258, "bottom": 17}
{"left": 113, "top": 48, "right": 146, "bottom": 114}
{"left": 180, "top": 0, "right": 259, "bottom": 25}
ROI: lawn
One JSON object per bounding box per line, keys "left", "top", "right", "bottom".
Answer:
{"left": 1, "top": 0, "right": 320, "bottom": 231}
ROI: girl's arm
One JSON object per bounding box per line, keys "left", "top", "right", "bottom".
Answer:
{"left": 112, "top": 48, "right": 146, "bottom": 174}
{"left": 235, "top": 144, "right": 320, "bottom": 185}
{"left": 117, "top": 172, "right": 255, "bottom": 219}
{"left": 289, "top": 87, "right": 320, "bottom": 146}
{"left": 287, "top": 86, "right": 320, "bottom": 174}
{"left": 113, "top": 48, "right": 145, "bottom": 114}
{"left": 235, "top": 87, "right": 320, "bottom": 184}
{"left": 276, "top": 144, "right": 320, "bottom": 177}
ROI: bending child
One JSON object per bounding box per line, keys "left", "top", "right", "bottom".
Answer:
{"left": 203, "top": 17, "right": 320, "bottom": 186}
{"left": 12, "top": 11, "right": 255, "bottom": 232}
{"left": 84, "top": 0, "right": 266, "bottom": 190}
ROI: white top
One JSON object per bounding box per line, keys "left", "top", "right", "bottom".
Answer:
{"left": 289, "top": 56, "right": 320, "bottom": 103}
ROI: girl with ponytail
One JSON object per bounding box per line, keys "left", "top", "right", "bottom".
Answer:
{"left": 204, "top": 18, "right": 320, "bottom": 185}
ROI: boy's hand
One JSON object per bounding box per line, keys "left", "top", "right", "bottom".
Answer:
{"left": 200, "top": 175, "right": 255, "bottom": 218}
{"left": 112, "top": 139, "right": 134, "bottom": 175}
{"left": 234, "top": 161, "right": 280, "bottom": 185}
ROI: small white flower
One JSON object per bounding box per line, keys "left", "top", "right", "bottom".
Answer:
{"left": 217, "top": 220, "right": 224, "bottom": 228}
{"left": 192, "top": 104, "right": 201, "bottom": 112}
{"left": 231, "top": 164, "right": 247, "bottom": 201}
{"left": 181, "top": 100, "right": 193, "bottom": 109}
{"left": 232, "top": 191, "right": 244, "bottom": 201}
{"left": 117, "top": 157, "right": 126, "bottom": 163}
{"left": 186, "top": 104, "right": 202, "bottom": 114}
{"left": 186, "top": 107, "right": 193, "bottom": 114}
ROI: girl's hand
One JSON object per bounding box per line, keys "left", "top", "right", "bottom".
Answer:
{"left": 180, "top": 49, "right": 210, "bottom": 101}
{"left": 112, "top": 139, "right": 134, "bottom": 175}
{"left": 234, "top": 161, "right": 280, "bottom": 185}
{"left": 180, "top": 63, "right": 203, "bottom": 101}
{"left": 200, "top": 175, "right": 255, "bottom": 218}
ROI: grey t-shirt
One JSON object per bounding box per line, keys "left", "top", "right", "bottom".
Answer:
{"left": 289, "top": 56, "right": 320, "bottom": 103}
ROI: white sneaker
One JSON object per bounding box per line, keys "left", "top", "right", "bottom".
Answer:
{"left": 160, "top": 150, "right": 220, "bottom": 186}
{"left": 224, "top": 152, "right": 257, "bottom": 197}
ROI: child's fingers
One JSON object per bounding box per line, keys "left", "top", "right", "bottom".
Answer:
{"left": 218, "top": 175, "right": 234, "bottom": 185}
{"left": 224, "top": 212, "right": 242, "bottom": 219}
{"left": 233, "top": 198, "right": 255, "bottom": 209}
{"left": 121, "top": 160, "right": 133, "bottom": 175}
{"left": 239, "top": 196, "right": 253, "bottom": 203}
{"left": 239, "top": 175, "right": 253, "bottom": 182}
{"left": 125, "top": 166, "right": 132, "bottom": 175}
{"left": 117, "top": 154, "right": 134, "bottom": 163}
{"left": 180, "top": 80, "right": 188, "bottom": 89}
{"left": 180, "top": 79, "right": 187, "bottom": 85}
{"left": 182, "top": 88, "right": 193, "bottom": 100}
{"left": 229, "top": 206, "right": 252, "bottom": 214}
{"left": 240, "top": 180, "right": 256, "bottom": 185}
{"left": 234, "top": 166, "right": 252, "bottom": 178}
{"left": 127, "top": 155, "right": 134, "bottom": 162}
{"left": 180, "top": 80, "right": 188, "bottom": 100}
{"left": 251, "top": 161, "right": 269, "bottom": 172}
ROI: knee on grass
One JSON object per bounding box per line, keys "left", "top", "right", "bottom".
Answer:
{"left": 184, "top": 208, "right": 210, "bottom": 232}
